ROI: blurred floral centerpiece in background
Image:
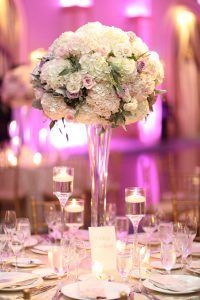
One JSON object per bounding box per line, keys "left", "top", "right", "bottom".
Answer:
{"left": 31, "top": 22, "right": 164, "bottom": 226}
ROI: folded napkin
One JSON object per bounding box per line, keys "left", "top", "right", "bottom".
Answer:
{"left": 149, "top": 274, "right": 199, "bottom": 292}
{"left": 0, "top": 274, "right": 38, "bottom": 290}
{"left": 189, "top": 261, "right": 200, "bottom": 270}
{"left": 33, "top": 245, "right": 51, "bottom": 252}
{"left": 78, "top": 279, "right": 106, "bottom": 299}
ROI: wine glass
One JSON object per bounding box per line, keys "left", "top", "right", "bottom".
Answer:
{"left": 141, "top": 214, "right": 158, "bottom": 246}
{"left": 0, "top": 232, "right": 7, "bottom": 271}
{"left": 16, "top": 218, "right": 31, "bottom": 256}
{"left": 4, "top": 210, "right": 17, "bottom": 238}
{"left": 158, "top": 222, "right": 174, "bottom": 244}
{"left": 65, "top": 198, "right": 84, "bottom": 239}
{"left": 72, "top": 240, "right": 86, "bottom": 281}
{"left": 117, "top": 248, "right": 132, "bottom": 283}
{"left": 53, "top": 166, "right": 74, "bottom": 237}
{"left": 125, "top": 187, "right": 146, "bottom": 248}
{"left": 132, "top": 245, "right": 148, "bottom": 290}
{"left": 174, "top": 229, "right": 192, "bottom": 269}
{"left": 10, "top": 231, "right": 24, "bottom": 271}
{"left": 50, "top": 244, "right": 67, "bottom": 297}
{"left": 44, "top": 203, "right": 57, "bottom": 238}
{"left": 160, "top": 242, "right": 176, "bottom": 274}
{"left": 115, "top": 216, "right": 129, "bottom": 242}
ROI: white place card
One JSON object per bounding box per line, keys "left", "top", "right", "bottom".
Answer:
{"left": 89, "top": 226, "right": 117, "bottom": 272}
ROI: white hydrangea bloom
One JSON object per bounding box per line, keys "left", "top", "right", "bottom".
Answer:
{"left": 48, "top": 31, "right": 74, "bottom": 56}
{"left": 124, "top": 98, "right": 138, "bottom": 112}
{"left": 130, "top": 37, "right": 148, "bottom": 57}
{"left": 41, "top": 93, "right": 69, "bottom": 120}
{"left": 110, "top": 57, "right": 137, "bottom": 76}
{"left": 126, "top": 99, "right": 149, "bottom": 124}
{"left": 40, "top": 59, "right": 71, "bottom": 90}
{"left": 86, "top": 83, "right": 120, "bottom": 118}
{"left": 80, "top": 53, "right": 111, "bottom": 80}
{"left": 76, "top": 104, "right": 108, "bottom": 124}
{"left": 66, "top": 72, "right": 82, "bottom": 93}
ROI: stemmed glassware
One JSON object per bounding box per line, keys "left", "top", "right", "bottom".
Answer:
{"left": 16, "top": 218, "right": 31, "bottom": 256}
{"left": 141, "top": 214, "right": 158, "bottom": 245}
{"left": 115, "top": 216, "right": 129, "bottom": 242}
{"left": 10, "top": 231, "right": 24, "bottom": 271}
{"left": 0, "top": 231, "right": 7, "bottom": 271}
{"left": 160, "top": 242, "right": 176, "bottom": 274}
{"left": 125, "top": 187, "right": 146, "bottom": 248}
{"left": 117, "top": 247, "right": 132, "bottom": 283}
{"left": 53, "top": 166, "right": 74, "bottom": 237}
{"left": 65, "top": 199, "right": 84, "bottom": 239}
{"left": 44, "top": 203, "right": 57, "bottom": 238}
{"left": 158, "top": 222, "right": 174, "bottom": 244}
{"left": 4, "top": 210, "right": 17, "bottom": 239}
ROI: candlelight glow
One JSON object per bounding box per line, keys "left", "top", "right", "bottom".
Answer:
{"left": 33, "top": 152, "right": 42, "bottom": 165}
{"left": 7, "top": 150, "right": 18, "bottom": 166}
{"left": 29, "top": 48, "right": 46, "bottom": 63}
{"left": 92, "top": 261, "right": 103, "bottom": 279}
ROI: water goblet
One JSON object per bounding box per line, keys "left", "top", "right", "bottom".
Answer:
{"left": 44, "top": 203, "right": 57, "bottom": 237}
{"left": 50, "top": 244, "right": 68, "bottom": 299}
{"left": 4, "top": 210, "right": 17, "bottom": 239}
{"left": 53, "top": 166, "right": 74, "bottom": 237}
{"left": 174, "top": 230, "right": 192, "bottom": 269}
{"left": 65, "top": 198, "right": 84, "bottom": 239}
{"left": 72, "top": 240, "right": 86, "bottom": 281}
{"left": 141, "top": 214, "right": 158, "bottom": 246}
{"left": 10, "top": 231, "right": 24, "bottom": 271}
{"left": 158, "top": 222, "right": 174, "bottom": 244}
{"left": 115, "top": 216, "right": 129, "bottom": 242}
{"left": 125, "top": 187, "right": 146, "bottom": 248}
{"left": 0, "top": 233, "right": 7, "bottom": 271}
{"left": 160, "top": 242, "right": 176, "bottom": 274}
{"left": 16, "top": 218, "right": 31, "bottom": 256}
{"left": 117, "top": 248, "right": 132, "bottom": 283}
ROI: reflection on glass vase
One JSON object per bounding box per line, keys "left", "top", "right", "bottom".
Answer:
{"left": 87, "top": 124, "right": 112, "bottom": 226}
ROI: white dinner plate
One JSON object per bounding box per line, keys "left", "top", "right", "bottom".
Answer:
{"left": 186, "top": 261, "right": 200, "bottom": 275}
{"left": 31, "top": 244, "right": 51, "bottom": 255}
{"left": 151, "top": 252, "right": 180, "bottom": 259}
{"left": 0, "top": 272, "right": 43, "bottom": 291}
{"left": 24, "top": 237, "right": 38, "bottom": 248}
{"left": 191, "top": 242, "right": 200, "bottom": 257}
{"left": 11, "top": 257, "right": 43, "bottom": 268}
{"left": 150, "top": 261, "right": 181, "bottom": 270}
{"left": 62, "top": 281, "right": 131, "bottom": 300}
{"left": 32, "top": 268, "right": 67, "bottom": 279}
{"left": 143, "top": 275, "right": 200, "bottom": 295}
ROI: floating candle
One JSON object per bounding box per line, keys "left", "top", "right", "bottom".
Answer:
{"left": 65, "top": 199, "right": 84, "bottom": 213}
{"left": 125, "top": 194, "right": 145, "bottom": 203}
{"left": 53, "top": 171, "right": 73, "bottom": 182}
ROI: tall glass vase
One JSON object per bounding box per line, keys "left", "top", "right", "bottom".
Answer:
{"left": 87, "top": 124, "right": 112, "bottom": 226}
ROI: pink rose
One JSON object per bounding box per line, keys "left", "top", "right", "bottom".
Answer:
{"left": 82, "top": 75, "right": 95, "bottom": 89}
{"left": 65, "top": 109, "right": 76, "bottom": 122}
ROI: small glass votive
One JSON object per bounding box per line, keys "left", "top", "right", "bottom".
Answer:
{"left": 115, "top": 216, "right": 129, "bottom": 241}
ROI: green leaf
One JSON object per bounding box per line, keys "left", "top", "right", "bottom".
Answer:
{"left": 155, "top": 89, "right": 166, "bottom": 95}
{"left": 50, "top": 120, "right": 56, "bottom": 130}
{"left": 128, "top": 53, "right": 137, "bottom": 61}
{"left": 59, "top": 68, "right": 71, "bottom": 76}
{"left": 32, "top": 99, "right": 43, "bottom": 110}
{"left": 136, "top": 51, "right": 149, "bottom": 60}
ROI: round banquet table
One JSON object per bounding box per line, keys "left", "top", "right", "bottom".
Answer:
{"left": 0, "top": 236, "right": 200, "bottom": 300}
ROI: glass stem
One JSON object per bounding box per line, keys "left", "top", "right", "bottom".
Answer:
{"left": 61, "top": 206, "right": 65, "bottom": 239}
{"left": 133, "top": 224, "right": 138, "bottom": 248}
{"left": 15, "top": 255, "right": 18, "bottom": 272}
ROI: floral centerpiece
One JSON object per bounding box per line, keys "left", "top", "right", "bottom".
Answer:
{"left": 2, "top": 65, "right": 34, "bottom": 108}
{"left": 31, "top": 22, "right": 164, "bottom": 226}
